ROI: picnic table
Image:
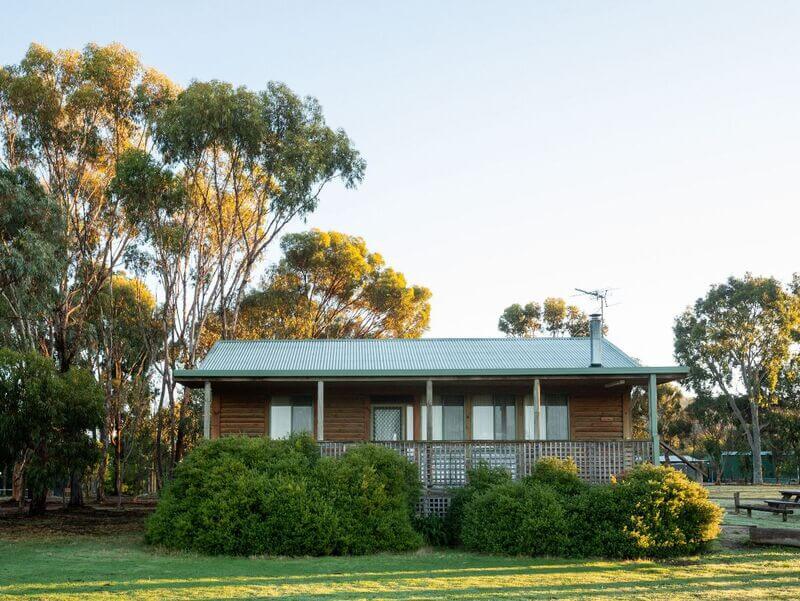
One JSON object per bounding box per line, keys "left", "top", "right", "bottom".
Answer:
{"left": 779, "top": 490, "right": 800, "bottom": 502}
{"left": 734, "top": 492, "right": 794, "bottom": 522}
{"left": 764, "top": 499, "right": 800, "bottom": 509}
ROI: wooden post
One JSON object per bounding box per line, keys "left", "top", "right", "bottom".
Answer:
{"left": 203, "top": 381, "right": 211, "bottom": 439}
{"left": 426, "top": 379, "right": 433, "bottom": 441}
{"left": 734, "top": 491, "right": 740, "bottom": 514}
{"left": 648, "top": 373, "right": 659, "bottom": 465}
{"left": 425, "top": 379, "right": 433, "bottom": 490}
{"left": 533, "top": 378, "right": 543, "bottom": 440}
{"left": 317, "top": 381, "right": 324, "bottom": 441}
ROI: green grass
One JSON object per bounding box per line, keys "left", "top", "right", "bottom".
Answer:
{"left": 1, "top": 484, "right": 799, "bottom": 600}
{"left": 0, "top": 534, "right": 799, "bottom": 600}
{"left": 707, "top": 484, "right": 800, "bottom": 529}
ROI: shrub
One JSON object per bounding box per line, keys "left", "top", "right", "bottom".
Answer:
{"left": 444, "top": 463, "right": 512, "bottom": 546}
{"left": 461, "top": 481, "right": 568, "bottom": 556}
{"left": 453, "top": 463, "right": 721, "bottom": 560}
{"left": 146, "top": 437, "right": 422, "bottom": 556}
{"left": 565, "top": 484, "right": 640, "bottom": 558}
{"left": 524, "top": 457, "right": 587, "bottom": 497}
{"left": 413, "top": 514, "right": 449, "bottom": 547}
{"left": 613, "top": 464, "right": 723, "bottom": 557}
{"left": 566, "top": 464, "right": 722, "bottom": 559}
{"left": 321, "top": 444, "right": 422, "bottom": 554}
{"left": 145, "top": 435, "right": 333, "bottom": 555}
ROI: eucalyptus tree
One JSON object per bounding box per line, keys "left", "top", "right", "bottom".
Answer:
{"left": 114, "top": 81, "right": 364, "bottom": 478}
{"left": 0, "top": 43, "right": 177, "bottom": 371}
{"left": 0, "top": 349, "right": 103, "bottom": 514}
{"left": 87, "top": 274, "right": 159, "bottom": 501}
{"left": 226, "top": 230, "right": 431, "bottom": 340}
{"left": 499, "top": 298, "right": 595, "bottom": 337}
{"left": 0, "top": 43, "right": 177, "bottom": 505}
{"left": 674, "top": 274, "right": 800, "bottom": 484}
{"left": 0, "top": 167, "right": 65, "bottom": 351}
{"left": 498, "top": 302, "right": 542, "bottom": 337}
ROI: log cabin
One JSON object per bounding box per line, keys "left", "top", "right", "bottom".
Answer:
{"left": 175, "top": 315, "right": 687, "bottom": 487}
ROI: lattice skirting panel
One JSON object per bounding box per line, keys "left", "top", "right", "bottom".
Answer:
{"left": 416, "top": 490, "right": 453, "bottom": 518}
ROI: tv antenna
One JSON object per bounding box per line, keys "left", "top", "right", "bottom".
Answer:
{"left": 574, "top": 288, "right": 615, "bottom": 321}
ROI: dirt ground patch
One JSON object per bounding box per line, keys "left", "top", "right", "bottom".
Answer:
{"left": 0, "top": 504, "right": 151, "bottom": 540}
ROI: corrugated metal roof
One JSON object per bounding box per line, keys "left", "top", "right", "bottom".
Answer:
{"left": 182, "top": 337, "right": 654, "bottom": 377}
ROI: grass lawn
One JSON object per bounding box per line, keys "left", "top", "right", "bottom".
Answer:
{"left": 0, "top": 486, "right": 798, "bottom": 600}
{"left": 707, "top": 484, "right": 800, "bottom": 529}
{"left": 1, "top": 534, "right": 799, "bottom": 600}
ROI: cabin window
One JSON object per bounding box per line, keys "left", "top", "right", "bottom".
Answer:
{"left": 371, "top": 397, "right": 414, "bottom": 441}
{"left": 472, "top": 394, "right": 516, "bottom": 440}
{"left": 543, "top": 394, "right": 569, "bottom": 440}
{"left": 421, "top": 394, "right": 465, "bottom": 440}
{"left": 372, "top": 406, "right": 403, "bottom": 441}
{"left": 270, "top": 395, "right": 313, "bottom": 439}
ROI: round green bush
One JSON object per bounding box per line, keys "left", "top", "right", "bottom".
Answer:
{"left": 564, "top": 484, "right": 640, "bottom": 558}
{"left": 461, "top": 481, "right": 568, "bottom": 556}
{"left": 146, "top": 436, "right": 422, "bottom": 556}
{"left": 523, "top": 457, "right": 587, "bottom": 497}
{"left": 444, "top": 463, "right": 512, "bottom": 546}
{"left": 319, "top": 444, "right": 422, "bottom": 554}
{"left": 613, "top": 464, "right": 723, "bottom": 558}
{"left": 566, "top": 464, "right": 723, "bottom": 558}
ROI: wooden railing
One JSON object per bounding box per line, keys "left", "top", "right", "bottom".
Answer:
{"left": 319, "top": 440, "right": 653, "bottom": 488}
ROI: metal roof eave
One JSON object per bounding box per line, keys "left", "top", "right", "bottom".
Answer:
{"left": 174, "top": 365, "right": 689, "bottom": 382}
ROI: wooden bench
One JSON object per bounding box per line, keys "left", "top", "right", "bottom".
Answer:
{"left": 734, "top": 492, "right": 794, "bottom": 522}
{"left": 764, "top": 499, "right": 800, "bottom": 510}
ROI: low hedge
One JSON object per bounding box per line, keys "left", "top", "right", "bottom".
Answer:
{"left": 456, "top": 462, "right": 722, "bottom": 559}
{"left": 523, "top": 457, "right": 587, "bottom": 497}
{"left": 461, "top": 481, "right": 568, "bottom": 556}
{"left": 444, "top": 463, "right": 512, "bottom": 546}
{"left": 148, "top": 440, "right": 721, "bottom": 560}
{"left": 145, "top": 436, "right": 422, "bottom": 556}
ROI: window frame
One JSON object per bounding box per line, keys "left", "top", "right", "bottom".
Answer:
{"left": 370, "top": 403, "right": 408, "bottom": 441}
{"left": 269, "top": 394, "right": 313, "bottom": 439}
{"left": 542, "top": 393, "right": 570, "bottom": 440}
{"left": 471, "top": 393, "right": 517, "bottom": 441}
{"left": 420, "top": 394, "right": 466, "bottom": 441}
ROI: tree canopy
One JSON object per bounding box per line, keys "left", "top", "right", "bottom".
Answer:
{"left": 0, "top": 166, "right": 65, "bottom": 351}
{"left": 0, "top": 349, "right": 103, "bottom": 514}
{"left": 498, "top": 298, "right": 596, "bottom": 337}
{"left": 674, "top": 274, "right": 800, "bottom": 484}
{"left": 224, "top": 230, "right": 431, "bottom": 341}
{"left": 0, "top": 42, "right": 370, "bottom": 498}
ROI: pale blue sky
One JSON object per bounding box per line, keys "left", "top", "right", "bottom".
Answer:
{"left": 4, "top": 1, "right": 800, "bottom": 365}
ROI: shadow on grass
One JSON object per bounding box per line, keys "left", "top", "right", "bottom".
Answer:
{"left": 3, "top": 551, "right": 799, "bottom": 599}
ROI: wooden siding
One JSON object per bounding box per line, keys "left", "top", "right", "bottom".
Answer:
{"left": 567, "top": 388, "right": 624, "bottom": 440}
{"left": 217, "top": 389, "right": 267, "bottom": 437}
{"left": 324, "top": 394, "right": 369, "bottom": 441}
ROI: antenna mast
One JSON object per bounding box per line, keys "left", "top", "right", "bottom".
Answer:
{"left": 574, "top": 288, "right": 611, "bottom": 321}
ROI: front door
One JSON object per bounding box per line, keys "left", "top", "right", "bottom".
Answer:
{"left": 372, "top": 406, "right": 403, "bottom": 441}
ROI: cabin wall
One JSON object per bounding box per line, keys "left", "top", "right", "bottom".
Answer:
{"left": 208, "top": 381, "right": 633, "bottom": 441}
{"left": 324, "top": 393, "right": 370, "bottom": 440}
{"left": 214, "top": 387, "right": 266, "bottom": 437}
{"left": 565, "top": 386, "right": 626, "bottom": 440}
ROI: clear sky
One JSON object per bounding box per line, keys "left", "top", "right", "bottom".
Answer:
{"left": 4, "top": 1, "right": 800, "bottom": 366}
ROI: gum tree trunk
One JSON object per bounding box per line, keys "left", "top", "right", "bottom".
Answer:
{"left": 750, "top": 401, "right": 764, "bottom": 485}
